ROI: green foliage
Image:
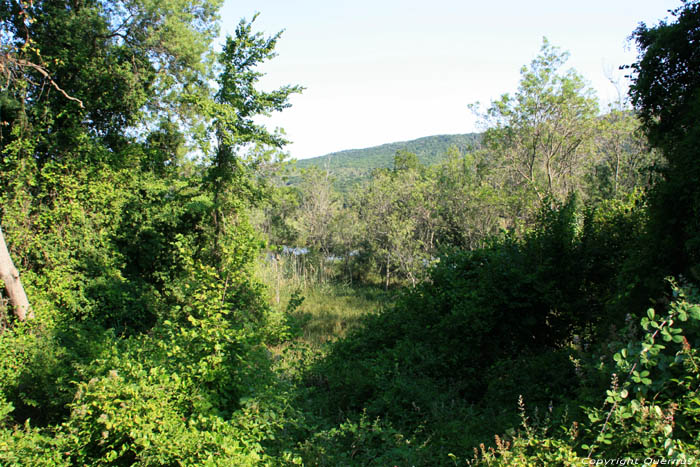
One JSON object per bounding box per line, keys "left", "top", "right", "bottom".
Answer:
{"left": 271, "top": 10, "right": 700, "bottom": 463}
{"left": 0, "top": 0, "right": 224, "bottom": 166}
{"left": 393, "top": 149, "right": 422, "bottom": 172}
{"left": 0, "top": 1, "right": 305, "bottom": 464}
{"left": 58, "top": 272, "right": 273, "bottom": 465}
{"left": 287, "top": 167, "right": 340, "bottom": 258}
{"left": 581, "top": 280, "right": 700, "bottom": 460}
{"left": 628, "top": 1, "right": 700, "bottom": 154}
{"left": 0, "top": 2, "right": 696, "bottom": 465}
{"left": 0, "top": 403, "right": 71, "bottom": 467}
{"left": 0, "top": 165, "right": 154, "bottom": 332}
{"left": 588, "top": 108, "right": 658, "bottom": 202}
{"left": 354, "top": 162, "right": 437, "bottom": 288}
{"left": 294, "top": 133, "right": 481, "bottom": 191}
{"left": 478, "top": 38, "right": 599, "bottom": 217}
{"left": 472, "top": 401, "right": 583, "bottom": 466}
{"left": 297, "top": 411, "right": 417, "bottom": 466}
{"left": 628, "top": 0, "right": 700, "bottom": 284}
{"left": 472, "top": 281, "right": 700, "bottom": 465}
{"left": 482, "top": 350, "right": 577, "bottom": 411}
{"left": 432, "top": 148, "right": 505, "bottom": 249}
{"left": 256, "top": 253, "right": 389, "bottom": 348}
{"left": 270, "top": 40, "right": 654, "bottom": 291}
{"left": 298, "top": 193, "right": 655, "bottom": 462}
{"left": 0, "top": 243, "right": 287, "bottom": 464}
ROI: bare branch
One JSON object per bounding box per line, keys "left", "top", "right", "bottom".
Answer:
{"left": 0, "top": 52, "right": 84, "bottom": 108}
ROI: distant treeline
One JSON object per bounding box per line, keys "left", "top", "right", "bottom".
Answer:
{"left": 292, "top": 133, "right": 481, "bottom": 191}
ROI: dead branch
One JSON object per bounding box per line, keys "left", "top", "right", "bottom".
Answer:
{"left": 0, "top": 52, "right": 84, "bottom": 108}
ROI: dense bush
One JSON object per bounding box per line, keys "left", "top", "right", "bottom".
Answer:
{"left": 473, "top": 281, "right": 700, "bottom": 465}
{"left": 293, "top": 193, "right": 672, "bottom": 464}
{"left": 314, "top": 195, "right": 643, "bottom": 411}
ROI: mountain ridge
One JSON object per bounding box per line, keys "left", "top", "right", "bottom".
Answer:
{"left": 292, "top": 133, "right": 481, "bottom": 190}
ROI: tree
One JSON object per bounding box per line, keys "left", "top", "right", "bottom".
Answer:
{"left": 588, "top": 106, "right": 657, "bottom": 201}
{"left": 478, "top": 39, "right": 599, "bottom": 213}
{"left": 0, "top": 0, "right": 225, "bottom": 168}
{"left": 0, "top": 3, "right": 300, "bottom": 328}
{"left": 356, "top": 163, "right": 433, "bottom": 288}
{"left": 627, "top": 0, "right": 700, "bottom": 278}
{"left": 432, "top": 148, "right": 505, "bottom": 249}
{"left": 204, "top": 15, "right": 302, "bottom": 270}
{"left": 628, "top": 0, "right": 700, "bottom": 153}
{"left": 0, "top": 0, "right": 227, "bottom": 325}
{"left": 329, "top": 206, "right": 362, "bottom": 284}
{"left": 393, "top": 149, "right": 420, "bottom": 172}
{"left": 0, "top": 225, "right": 31, "bottom": 321}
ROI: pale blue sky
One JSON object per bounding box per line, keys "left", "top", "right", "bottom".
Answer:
{"left": 219, "top": 1, "right": 681, "bottom": 160}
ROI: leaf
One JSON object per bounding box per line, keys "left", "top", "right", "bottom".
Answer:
{"left": 641, "top": 317, "right": 650, "bottom": 330}
{"left": 689, "top": 306, "right": 700, "bottom": 320}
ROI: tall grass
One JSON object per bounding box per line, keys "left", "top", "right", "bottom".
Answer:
{"left": 256, "top": 252, "right": 388, "bottom": 347}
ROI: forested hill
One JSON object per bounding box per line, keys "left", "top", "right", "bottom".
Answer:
{"left": 294, "top": 133, "right": 481, "bottom": 188}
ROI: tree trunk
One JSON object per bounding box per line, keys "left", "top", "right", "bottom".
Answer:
{"left": 274, "top": 253, "right": 280, "bottom": 305}
{"left": 385, "top": 256, "right": 390, "bottom": 291}
{"left": 0, "top": 226, "right": 32, "bottom": 321}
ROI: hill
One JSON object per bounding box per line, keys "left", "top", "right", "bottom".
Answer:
{"left": 292, "top": 133, "right": 481, "bottom": 190}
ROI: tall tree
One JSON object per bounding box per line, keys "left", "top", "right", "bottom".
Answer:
{"left": 357, "top": 160, "right": 433, "bottom": 288}
{"left": 0, "top": 2, "right": 300, "bottom": 326}
{"left": 628, "top": 0, "right": 700, "bottom": 278}
{"left": 479, "top": 39, "right": 598, "bottom": 213}
{"left": 204, "top": 15, "right": 302, "bottom": 270}
{"left": 0, "top": 0, "right": 224, "bottom": 168}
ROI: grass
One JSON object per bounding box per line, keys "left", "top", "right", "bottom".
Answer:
{"left": 256, "top": 254, "right": 391, "bottom": 348}
{"left": 253, "top": 254, "right": 568, "bottom": 465}
{"left": 286, "top": 283, "right": 388, "bottom": 346}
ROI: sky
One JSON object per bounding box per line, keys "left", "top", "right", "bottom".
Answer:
{"left": 219, "top": 0, "right": 682, "bottom": 160}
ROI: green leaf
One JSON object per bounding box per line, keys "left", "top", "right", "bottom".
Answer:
{"left": 689, "top": 306, "right": 700, "bottom": 320}
{"left": 641, "top": 317, "right": 650, "bottom": 330}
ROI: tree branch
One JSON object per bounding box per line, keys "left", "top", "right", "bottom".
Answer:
{"left": 0, "top": 52, "right": 84, "bottom": 108}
